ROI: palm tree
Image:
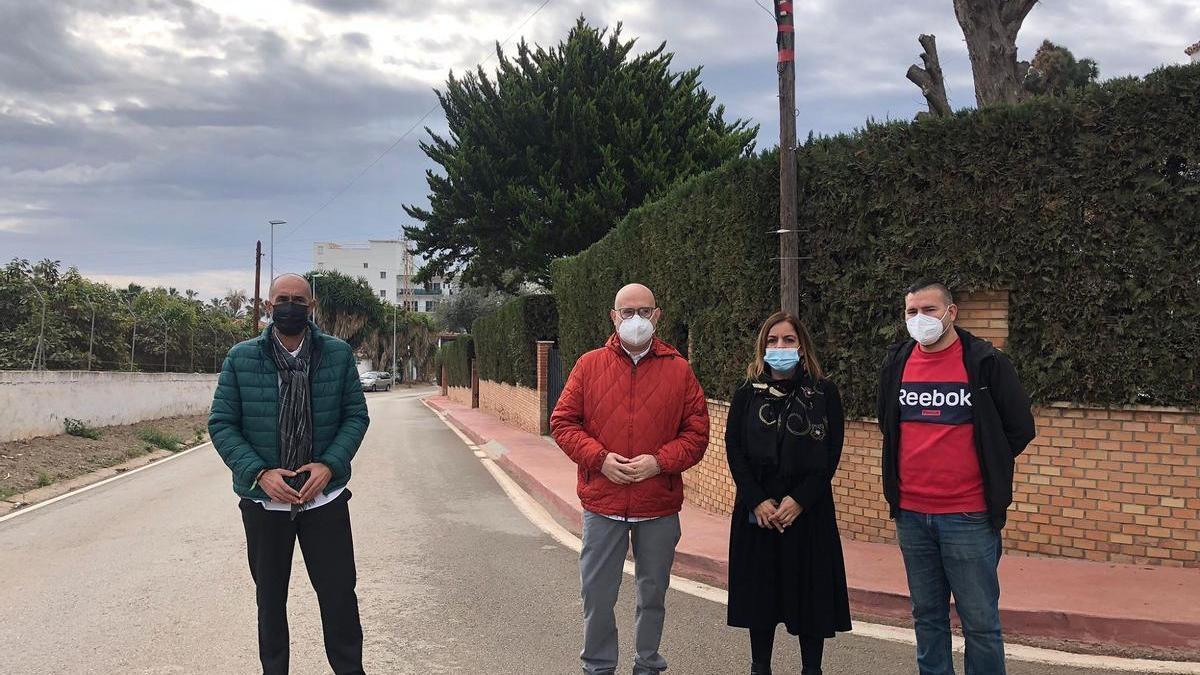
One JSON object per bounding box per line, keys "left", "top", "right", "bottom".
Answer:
{"left": 223, "top": 289, "right": 247, "bottom": 318}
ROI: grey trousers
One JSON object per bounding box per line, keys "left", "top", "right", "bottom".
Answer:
{"left": 580, "top": 510, "right": 682, "bottom": 675}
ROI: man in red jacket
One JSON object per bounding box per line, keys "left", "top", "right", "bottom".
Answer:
{"left": 551, "top": 283, "right": 710, "bottom": 675}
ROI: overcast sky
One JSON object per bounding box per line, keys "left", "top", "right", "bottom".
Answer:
{"left": 1, "top": 0, "right": 1196, "bottom": 300}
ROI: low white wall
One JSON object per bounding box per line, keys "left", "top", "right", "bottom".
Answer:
{"left": 0, "top": 371, "right": 219, "bottom": 442}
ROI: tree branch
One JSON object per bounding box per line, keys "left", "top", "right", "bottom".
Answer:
{"left": 1002, "top": 0, "right": 1039, "bottom": 29}
{"left": 906, "top": 34, "right": 951, "bottom": 118}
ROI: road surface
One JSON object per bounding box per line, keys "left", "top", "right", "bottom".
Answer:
{"left": 0, "top": 388, "right": 1135, "bottom": 674}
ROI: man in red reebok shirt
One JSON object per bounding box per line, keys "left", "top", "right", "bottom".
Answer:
{"left": 877, "top": 281, "right": 1035, "bottom": 675}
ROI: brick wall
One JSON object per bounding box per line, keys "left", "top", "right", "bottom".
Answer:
{"left": 480, "top": 379, "right": 542, "bottom": 436}
{"left": 681, "top": 289, "right": 1200, "bottom": 567}
{"left": 955, "top": 290, "right": 1009, "bottom": 348}
{"left": 682, "top": 402, "right": 1200, "bottom": 568}
{"left": 447, "top": 386, "right": 473, "bottom": 407}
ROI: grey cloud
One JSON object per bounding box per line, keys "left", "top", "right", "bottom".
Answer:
{"left": 0, "top": 4, "right": 115, "bottom": 92}
{"left": 0, "top": 113, "right": 137, "bottom": 172}
{"left": 300, "top": 0, "right": 392, "bottom": 14}
{"left": 1, "top": 0, "right": 1192, "bottom": 294}
{"left": 343, "top": 32, "right": 372, "bottom": 51}
{"left": 297, "top": 0, "right": 542, "bottom": 20}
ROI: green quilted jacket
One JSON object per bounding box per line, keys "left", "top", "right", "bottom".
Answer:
{"left": 209, "top": 322, "right": 370, "bottom": 499}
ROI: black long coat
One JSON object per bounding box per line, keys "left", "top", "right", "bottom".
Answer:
{"left": 725, "top": 373, "right": 852, "bottom": 637}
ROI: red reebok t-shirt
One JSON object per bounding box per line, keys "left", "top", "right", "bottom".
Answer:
{"left": 898, "top": 338, "right": 987, "bottom": 513}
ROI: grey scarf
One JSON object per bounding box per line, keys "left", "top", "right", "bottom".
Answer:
{"left": 269, "top": 329, "right": 314, "bottom": 518}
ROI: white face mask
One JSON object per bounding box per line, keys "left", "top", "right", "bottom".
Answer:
{"left": 617, "top": 314, "right": 655, "bottom": 346}
{"left": 906, "top": 308, "right": 949, "bottom": 346}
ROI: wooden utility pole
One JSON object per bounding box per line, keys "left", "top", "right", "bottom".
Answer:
{"left": 775, "top": 0, "right": 800, "bottom": 316}
{"left": 252, "top": 240, "right": 263, "bottom": 331}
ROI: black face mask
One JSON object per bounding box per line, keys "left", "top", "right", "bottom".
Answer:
{"left": 271, "top": 302, "right": 310, "bottom": 336}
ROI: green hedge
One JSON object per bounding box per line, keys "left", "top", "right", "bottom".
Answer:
{"left": 472, "top": 295, "right": 559, "bottom": 388}
{"left": 552, "top": 65, "right": 1200, "bottom": 416}
{"left": 437, "top": 335, "right": 474, "bottom": 388}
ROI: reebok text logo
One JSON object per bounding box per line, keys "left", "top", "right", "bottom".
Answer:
{"left": 899, "top": 382, "right": 975, "bottom": 425}
{"left": 898, "top": 388, "right": 971, "bottom": 408}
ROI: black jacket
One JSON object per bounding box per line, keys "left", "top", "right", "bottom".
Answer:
{"left": 877, "top": 328, "right": 1036, "bottom": 529}
{"left": 725, "top": 374, "right": 851, "bottom": 636}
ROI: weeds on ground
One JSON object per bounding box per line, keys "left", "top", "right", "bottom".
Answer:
{"left": 0, "top": 486, "right": 15, "bottom": 501}
{"left": 64, "top": 418, "right": 102, "bottom": 440}
{"left": 35, "top": 472, "right": 52, "bottom": 488}
{"left": 136, "top": 428, "right": 184, "bottom": 452}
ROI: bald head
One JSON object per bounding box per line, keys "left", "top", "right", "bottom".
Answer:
{"left": 613, "top": 283, "right": 655, "bottom": 310}
{"left": 269, "top": 273, "right": 312, "bottom": 301}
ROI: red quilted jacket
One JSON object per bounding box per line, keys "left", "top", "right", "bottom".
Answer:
{"left": 550, "top": 334, "right": 710, "bottom": 518}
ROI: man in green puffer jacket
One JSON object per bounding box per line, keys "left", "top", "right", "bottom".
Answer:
{"left": 209, "top": 273, "right": 370, "bottom": 675}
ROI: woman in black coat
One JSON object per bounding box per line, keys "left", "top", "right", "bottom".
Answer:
{"left": 726, "top": 312, "right": 852, "bottom": 675}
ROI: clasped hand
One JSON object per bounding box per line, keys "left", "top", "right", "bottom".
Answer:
{"left": 600, "top": 452, "right": 661, "bottom": 485}
{"left": 258, "top": 463, "right": 332, "bottom": 504}
{"left": 753, "top": 496, "right": 802, "bottom": 533}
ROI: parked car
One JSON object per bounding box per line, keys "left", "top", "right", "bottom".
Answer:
{"left": 360, "top": 371, "right": 393, "bottom": 392}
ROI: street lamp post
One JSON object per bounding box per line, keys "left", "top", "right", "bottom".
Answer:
{"left": 268, "top": 219, "right": 287, "bottom": 283}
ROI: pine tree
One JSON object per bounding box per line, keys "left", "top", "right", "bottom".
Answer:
{"left": 403, "top": 18, "right": 757, "bottom": 291}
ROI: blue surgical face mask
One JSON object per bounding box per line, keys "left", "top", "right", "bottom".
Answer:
{"left": 763, "top": 347, "right": 801, "bottom": 374}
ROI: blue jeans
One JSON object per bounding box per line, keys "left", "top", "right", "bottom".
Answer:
{"left": 897, "top": 510, "right": 1005, "bottom": 675}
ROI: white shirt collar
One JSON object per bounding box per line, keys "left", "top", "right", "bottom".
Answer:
{"left": 622, "top": 342, "right": 651, "bottom": 364}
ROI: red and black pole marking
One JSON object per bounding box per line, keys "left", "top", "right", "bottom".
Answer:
{"left": 776, "top": 1, "right": 795, "bottom": 64}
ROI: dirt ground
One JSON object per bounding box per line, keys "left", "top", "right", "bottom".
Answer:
{"left": 0, "top": 415, "right": 209, "bottom": 500}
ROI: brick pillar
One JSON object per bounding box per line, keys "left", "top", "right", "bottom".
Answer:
{"left": 956, "top": 289, "right": 1010, "bottom": 350}
{"left": 440, "top": 364, "right": 448, "bottom": 397}
{"left": 470, "top": 359, "right": 480, "bottom": 409}
{"left": 536, "top": 340, "right": 554, "bottom": 435}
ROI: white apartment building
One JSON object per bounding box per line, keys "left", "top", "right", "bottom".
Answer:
{"left": 1188, "top": 41, "right": 1200, "bottom": 63}
{"left": 312, "top": 239, "right": 454, "bottom": 313}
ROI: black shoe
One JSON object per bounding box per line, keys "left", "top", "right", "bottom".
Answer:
{"left": 750, "top": 663, "right": 772, "bottom": 675}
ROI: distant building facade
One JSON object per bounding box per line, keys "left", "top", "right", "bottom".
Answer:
{"left": 312, "top": 239, "right": 454, "bottom": 313}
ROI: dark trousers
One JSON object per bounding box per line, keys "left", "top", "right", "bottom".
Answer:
{"left": 750, "top": 625, "right": 824, "bottom": 673}
{"left": 239, "top": 490, "right": 364, "bottom": 675}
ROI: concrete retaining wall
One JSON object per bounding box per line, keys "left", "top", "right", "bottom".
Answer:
{"left": 0, "top": 371, "right": 219, "bottom": 441}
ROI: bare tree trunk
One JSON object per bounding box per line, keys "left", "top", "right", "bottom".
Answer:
{"left": 907, "top": 34, "right": 952, "bottom": 118}
{"left": 953, "top": 0, "right": 1037, "bottom": 106}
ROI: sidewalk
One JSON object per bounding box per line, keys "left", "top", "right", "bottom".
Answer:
{"left": 426, "top": 396, "right": 1200, "bottom": 655}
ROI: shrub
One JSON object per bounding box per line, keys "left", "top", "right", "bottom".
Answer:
{"left": 437, "top": 335, "right": 475, "bottom": 388}
{"left": 472, "top": 295, "right": 559, "bottom": 388}
{"left": 552, "top": 65, "right": 1200, "bottom": 415}
{"left": 63, "top": 418, "right": 102, "bottom": 440}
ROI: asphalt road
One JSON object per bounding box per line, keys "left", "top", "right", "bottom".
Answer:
{"left": 0, "top": 388, "right": 1135, "bottom": 674}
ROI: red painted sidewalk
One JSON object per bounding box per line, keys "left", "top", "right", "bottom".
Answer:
{"left": 425, "top": 396, "right": 1200, "bottom": 654}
